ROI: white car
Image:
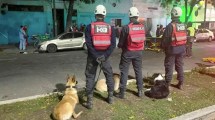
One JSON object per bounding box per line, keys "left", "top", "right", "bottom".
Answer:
{"left": 38, "top": 32, "right": 87, "bottom": 53}
{"left": 195, "top": 29, "right": 214, "bottom": 42}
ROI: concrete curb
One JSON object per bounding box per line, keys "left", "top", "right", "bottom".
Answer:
{"left": 169, "top": 105, "right": 215, "bottom": 120}
{"left": 0, "top": 92, "right": 57, "bottom": 105}
{"left": 0, "top": 88, "right": 85, "bottom": 105}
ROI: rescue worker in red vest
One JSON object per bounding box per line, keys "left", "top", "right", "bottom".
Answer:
{"left": 161, "top": 7, "right": 187, "bottom": 90}
{"left": 115, "top": 7, "right": 145, "bottom": 99}
{"left": 84, "top": 5, "right": 116, "bottom": 109}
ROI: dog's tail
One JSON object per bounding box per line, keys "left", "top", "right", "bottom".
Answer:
{"left": 73, "top": 111, "right": 83, "bottom": 119}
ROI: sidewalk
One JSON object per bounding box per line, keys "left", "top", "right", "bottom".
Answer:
{"left": 0, "top": 44, "right": 36, "bottom": 54}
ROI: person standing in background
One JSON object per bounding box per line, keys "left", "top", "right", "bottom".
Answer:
{"left": 156, "top": 24, "right": 160, "bottom": 37}
{"left": 19, "top": 25, "right": 27, "bottom": 54}
{"left": 186, "top": 22, "right": 195, "bottom": 58}
{"left": 23, "top": 25, "right": 28, "bottom": 47}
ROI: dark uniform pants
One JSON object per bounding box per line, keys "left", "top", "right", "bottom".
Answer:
{"left": 186, "top": 37, "right": 194, "bottom": 57}
{"left": 85, "top": 55, "right": 114, "bottom": 96}
{"left": 119, "top": 51, "right": 143, "bottom": 92}
{"left": 164, "top": 52, "right": 184, "bottom": 83}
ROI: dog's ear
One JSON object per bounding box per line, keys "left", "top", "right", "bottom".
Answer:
{"left": 72, "top": 75, "right": 76, "bottom": 82}
{"left": 160, "top": 73, "right": 164, "bottom": 78}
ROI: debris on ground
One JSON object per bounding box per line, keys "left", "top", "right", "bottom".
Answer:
{"left": 202, "top": 57, "right": 215, "bottom": 64}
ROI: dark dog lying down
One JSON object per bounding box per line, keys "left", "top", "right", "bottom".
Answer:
{"left": 144, "top": 73, "right": 169, "bottom": 99}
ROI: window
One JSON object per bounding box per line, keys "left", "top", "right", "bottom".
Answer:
{"left": 203, "top": 30, "right": 209, "bottom": 33}
{"left": 74, "top": 33, "right": 83, "bottom": 38}
{"left": 60, "top": 33, "right": 73, "bottom": 39}
{"left": 8, "top": 4, "right": 44, "bottom": 12}
{"left": 72, "top": 9, "right": 77, "bottom": 16}
{"left": 111, "top": 19, "right": 122, "bottom": 27}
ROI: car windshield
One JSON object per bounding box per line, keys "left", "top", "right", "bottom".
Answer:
{"left": 56, "top": 33, "right": 66, "bottom": 38}
{"left": 61, "top": 33, "right": 74, "bottom": 39}
{"left": 74, "top": 32, "right": 83, "bottom": 38}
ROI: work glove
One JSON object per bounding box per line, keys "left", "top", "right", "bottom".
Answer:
{"left": 96, "top": 55, "right": 105, "bottom": 64}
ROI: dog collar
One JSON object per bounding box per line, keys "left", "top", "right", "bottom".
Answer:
{"left": 66, "top": 86, "right": 76, "bottom": 88}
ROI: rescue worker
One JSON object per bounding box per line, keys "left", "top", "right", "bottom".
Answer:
{"left": 84, "top": 5, "right": 116, "bottom": 109}
{"left": 186, "top": 22, "right": 195, "bottom": 58}
{"left": 115, "top": 7, "right": 145, "bottom": 99}
{"left": 161, "top": 7, "right": 187, "bottom": 90}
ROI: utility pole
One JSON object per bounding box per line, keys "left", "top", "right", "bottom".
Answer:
{"left": 53, "top": 0, "right": 57, "bottom": 37}
{"left": 204, "top": 0, "right": 207, "bottom": 28}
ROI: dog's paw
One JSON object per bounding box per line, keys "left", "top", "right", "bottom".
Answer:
{"left": 145, "top": 88, "right": 151, "bottom": 91}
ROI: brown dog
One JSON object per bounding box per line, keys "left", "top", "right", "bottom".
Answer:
{"left": 53, "top": 75, "right": 83, "bottom": 120}
{"left": 95, "top": 73, "right": 136, "bottom": 92}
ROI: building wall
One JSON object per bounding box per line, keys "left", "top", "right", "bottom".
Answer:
{"left": 74, "top": 0, "right": 132, "bottom": 27}
{"left": 133, "top": 0, "right": 171, "bottom": 37}
{"left": 0, "top": 0, "right": 53, "bottom": 44}
{"left": 0, "top": 0, "right": 132, "bottom": 44}
{"left": 1, "top": 0, "right": 214, "bottom": 44}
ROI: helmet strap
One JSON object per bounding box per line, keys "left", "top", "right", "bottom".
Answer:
{"left": 95, "top": 14, "right": 104, "bottom": 21}
{"left": 129, "top": 17, "right": 138, "bottom": 23}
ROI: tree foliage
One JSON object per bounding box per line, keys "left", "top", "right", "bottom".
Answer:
{"left": 160, "top": 0, "right": 203, "bottom": 23}
{"left": 64, "top": 0, "right": 95, "bottom": 32}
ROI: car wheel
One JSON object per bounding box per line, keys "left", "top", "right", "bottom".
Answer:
{"left": 83, "top": 43, "right": 87, "bottom": 50}
{"left": 47, "top": 44, "right": 57, "bottom": 53}
{"left": 208, "top": 36, "right": 212, "bottom": 42}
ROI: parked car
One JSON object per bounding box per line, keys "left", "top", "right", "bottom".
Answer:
{"left": 38, "top": 32, "right": 87, "bottom": 53}
{"left": 194, "top": 29, "right": 214, "bottom": 42}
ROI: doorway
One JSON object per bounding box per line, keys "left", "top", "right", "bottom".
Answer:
{"left": 111, "top": 19, "right": 122, "bottom": 27}
{"left": 53, "top": 9, "right": 64, "bottom": 35}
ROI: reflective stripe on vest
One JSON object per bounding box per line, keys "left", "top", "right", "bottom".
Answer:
{"left": 172, "top": 36, "right": 187, "bottom": 41}
{"left": 132, "top": 36, "right": 146, "bottom": 42}
{"left": 93, "top": 40, "right": 111, "bottom": 44}
{"left": 127, "top": 23, "right": 145, "bottom": 51}
{"left": 171, "top": 23, "right": 187, "bottom": 46}
{"left": 91, "top": 22, "right": 111, "bottom": 50}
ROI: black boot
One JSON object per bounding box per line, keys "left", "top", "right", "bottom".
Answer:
{"left": 114, "top": 89, "right": 125, "bottom": 99}
{"left": 176, "top": 81, "right": 183, "bottom": 90}
{"left": 107, "top": 92, "right": 114, "bottom": 104}
{"left": 166, "top": 81, "right": 171, "bottom": 86}
{"left": 138, "top": 90, "right": 143, "bottom": 97}
{"left": 83, "top": 95, "right": 93, "bottom": 109}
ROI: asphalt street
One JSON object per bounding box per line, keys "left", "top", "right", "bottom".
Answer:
{"left": 0, "top": 41, "right": 215, "bottom": 101}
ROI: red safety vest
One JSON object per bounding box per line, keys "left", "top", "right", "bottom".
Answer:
{"left": 91, "top": 22, "right": 111, "bottom": 50}
{"left": 127, "top": 23, "right": 145, "bottom": 51}
{"left": 171, "top": 23, "right": 187, "bottom": 46}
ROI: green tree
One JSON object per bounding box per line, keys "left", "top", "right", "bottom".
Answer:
{"left": 64, "top": 0, "right": 95, "bottom": 32}
{"left": 161, "top": 0, "right": 202, "bottom": 23}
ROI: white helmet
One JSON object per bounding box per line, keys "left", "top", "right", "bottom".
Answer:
{"left": 129, "top": 7, "right": 139, "bottom": 17}
{"left": 94, "top": 5, "right": 106, "bottom": 16}
{"left": 171, "top": 7, "right": 182, "bottom": 17}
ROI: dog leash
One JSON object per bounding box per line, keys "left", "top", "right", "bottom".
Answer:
{"left": 92, "top": 62, "right": 103, "bottom": 91}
